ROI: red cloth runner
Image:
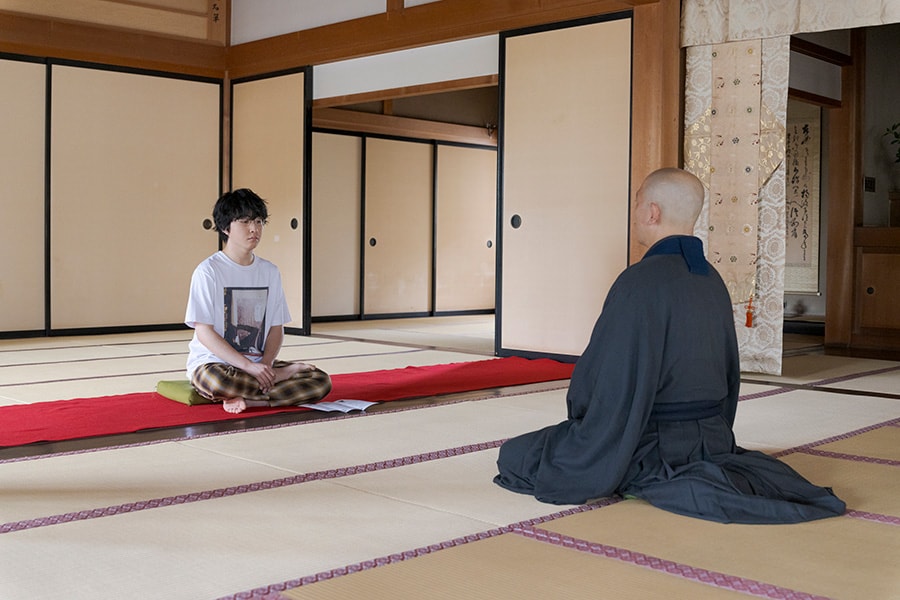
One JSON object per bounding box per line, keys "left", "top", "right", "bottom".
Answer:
{"left": 0, "top": 357, "right": 573, "bottom": 447}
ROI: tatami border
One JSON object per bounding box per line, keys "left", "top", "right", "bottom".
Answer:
{"left": 511, "top": 526, "right": 832, "bottom": 600}
{"left": 4, "top": 406, "right": 898, "bottom": 536}
{"left": 0, "top": 439, "right": 505, "bottom": 534}
{"left": 222, "top": 496, "right": 834, "bottom": 600}
{"left": 218, "top": 502, "right": 614, "bottom": 600}
{"left": 773, "top": 416, "right": 900, "bottom": 457}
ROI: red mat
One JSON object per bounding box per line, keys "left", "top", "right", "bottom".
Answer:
{"left": 0, "top": 357, "right": 574, "bottom": 447}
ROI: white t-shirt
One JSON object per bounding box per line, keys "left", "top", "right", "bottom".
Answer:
{"left": 185, "top": 251, "right": 292, "bottom": 377}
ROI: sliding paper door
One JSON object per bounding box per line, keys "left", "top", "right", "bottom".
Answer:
{"left": 499, "top": 15, "right": 632, "bottom": 357}
{"left": 435, "top": 144, "right": 497, "bottom": 313}
{"left": 311, "top": 132, "right": 362, "bottom": 318}
{"left": 50, "top": 64, "right": 220, "bottom": 330}
{"left": 363, "top": 137, "right": 433, "bottom": 316}
{"left": 0, "top": 58, "right": 45, "bottom": 333}
{"left": 232, "top": 70, "right": 308, "bottom": 331}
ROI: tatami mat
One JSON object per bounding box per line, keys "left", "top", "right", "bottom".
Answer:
{"left": 177, "top": 393, "right": 567, "bottom": 473}
{"left": 818, "top": 370, "right": 900, "bottom": 396}
{"left": 1, "top": 480, "right": 496, "bottom": 600}
{"left": 310, "top": 348, "right": 494, "bottom": 375}
{"left": 0, "top": 343, "right": 179, "bottom": 366}
{"left": 2, "top": 354, "right": 186, "bottom": 386}
{"left": 0, "top": 373, "right": 175, "bottom": 405}
{"left": 0, "top": 330, "right": 193, "bottom": 351}
{"left": 744, "top": 353, "right": 900, "bottom": 386}
{"left": 0, "top": 396, "right": 566, "bottom": 525}
{"left": 313, "top": 314, "right": 495, "bottom": 355}
{"left": 780, "top": 451, "right": 900, "bottom": 517}
{"left": 543, "top": 500, "right": 900, "bottom": 600}
{"left": 733, "top": 388, "right": 900, "bottom": 451}
{"left": 816, "top": 424, "right": 900, "bottom": 461}
{"left": 1, "top": 321, "right": 899, "bottom": 600}
{"left": 279, "top": 531, "right": 753, "bottom": 600}
{"left": 736, "top": 381, "right": 779, "bottom": 396}
{"left": 0, "top": 339, "right": 491, "bottom": 405}
{"left": 0, "top": 442, "right": 297, "bottom": 524}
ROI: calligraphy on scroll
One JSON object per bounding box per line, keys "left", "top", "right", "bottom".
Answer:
{"left": 784, "top": 99, "right": 821, "bottom": 294}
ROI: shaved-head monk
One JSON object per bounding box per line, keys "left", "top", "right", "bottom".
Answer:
{"left": 493, "top": 168, "right": 845, "bottom": 524}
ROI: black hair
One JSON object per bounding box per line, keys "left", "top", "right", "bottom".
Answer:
{"left": 212, "top": 188, "right": 269, "bottom": 243}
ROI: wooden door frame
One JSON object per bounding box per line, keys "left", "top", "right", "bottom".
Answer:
{"left": 823, "top": 29, "right": 864, "bottom": 350}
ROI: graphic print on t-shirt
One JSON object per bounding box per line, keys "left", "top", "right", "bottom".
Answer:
{"left": 223, "top": 287, "right": 268, "bottom": 358}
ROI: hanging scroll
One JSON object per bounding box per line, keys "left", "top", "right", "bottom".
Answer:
{"left": 784, "top": 99, "right": 821, "bottom": 294}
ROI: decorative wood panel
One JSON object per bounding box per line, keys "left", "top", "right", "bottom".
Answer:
{"left": 858, "top": 251, "right": 900, "bottom": 330}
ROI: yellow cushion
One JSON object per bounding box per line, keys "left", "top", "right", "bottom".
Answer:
{"left": 156, "top": 380, "right": 212, "bottom": 405}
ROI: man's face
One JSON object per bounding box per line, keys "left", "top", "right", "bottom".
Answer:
{"left": 225, "top": 217, "right": 265, "bottom": 252}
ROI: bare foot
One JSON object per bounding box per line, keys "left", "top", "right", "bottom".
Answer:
{"left": 274, "top": 362, "right": 315, "bottom": 383}
{"left": 222, "top": 398, "right": 247, "bottom": 414}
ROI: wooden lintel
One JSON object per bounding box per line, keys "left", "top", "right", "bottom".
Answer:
{"left": 313, "top": 107, "right": 497, "bottom": 147}
{"left": 0, "top": 12, "right": 225, "bottom": 77}
{"left": 790, "top": 36, "right": 852, "bottom": 66}
{"left": 788, "top": 87, "right": 841, "bottom": 108}
{"left": 313, "top": 74, "right": 499, "bottom": 109}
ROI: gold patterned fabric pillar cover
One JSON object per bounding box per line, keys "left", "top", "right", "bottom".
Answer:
{"left": 679, "top": 1, "right": 900, "bottom": 374}
{"left": 707, "top": 40, "right": 764, "bottom": 304}
{"left": 685, "top": 37, "right": 789, "bottom": 375}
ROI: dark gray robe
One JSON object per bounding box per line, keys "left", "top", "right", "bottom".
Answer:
{"left": 494, "top": 236, "right": 845, "bottom": 524}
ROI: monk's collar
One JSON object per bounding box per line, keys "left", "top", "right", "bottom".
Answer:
{"left": 643, "top": 236, "right": 709, "bottom": 275}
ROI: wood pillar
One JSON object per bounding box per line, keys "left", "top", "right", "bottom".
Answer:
{"left": 824, "top": 29, "right": 865, "bottom": 349}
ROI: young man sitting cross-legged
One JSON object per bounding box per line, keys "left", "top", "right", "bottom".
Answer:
{"left": 184, "top": 188, "right": 331, "bottom": 414}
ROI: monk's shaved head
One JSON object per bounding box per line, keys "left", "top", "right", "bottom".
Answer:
{"left": 633, "top": 168, "right": 705, "bottom": 248}
{"left": 639, "top": 168, "right": 704, "bottom": 228}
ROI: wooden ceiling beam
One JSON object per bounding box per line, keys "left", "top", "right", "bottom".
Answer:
{"left": 313, "top": 74, "right": 498, "bottom": 109}
{"left": 1, "top": 0, "right": 660, "bottom": 80}
{"left": 228, "top": 0, "right": 656, "bottom": 78}
{"left": 313, "top": 107, "right": 497, "bottom": 146}
{"left": 0, "top": 12, "right": 225, "bottom": 77}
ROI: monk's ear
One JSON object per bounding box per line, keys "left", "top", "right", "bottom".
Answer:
{"left": 648, "top": 201, "right": 662, "bottom": 224}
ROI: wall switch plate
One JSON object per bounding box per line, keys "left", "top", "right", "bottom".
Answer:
{"left": 864, "top": 176, "right": 876, "bottom": 192}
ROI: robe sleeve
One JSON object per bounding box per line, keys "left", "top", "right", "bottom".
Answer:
{"left": 719, "top": 276, "right": 742, "bottom": 428}
{"left": 495, "top": 268, "right": 667, "bottom": 505}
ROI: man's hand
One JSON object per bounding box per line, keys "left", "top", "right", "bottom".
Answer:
{"left": 243, "top": 361, "right": 276, "bottom": 393}
{"left": 195, "top": 324, "right": 277, "bottom": 393}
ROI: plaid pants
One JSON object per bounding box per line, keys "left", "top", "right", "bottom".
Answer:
{"left": 191, "top": 360, "right": 332, "bottom": 407}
